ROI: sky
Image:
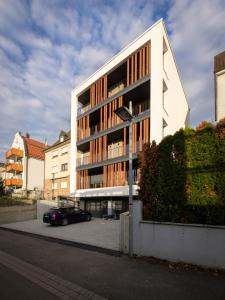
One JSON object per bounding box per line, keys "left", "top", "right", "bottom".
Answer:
{"left": 0, "top": 0, "right": 225, "bottom": 160}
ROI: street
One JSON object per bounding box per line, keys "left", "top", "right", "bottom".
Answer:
{"left": 0, "top": 229, "right": 225, "bottom": 300}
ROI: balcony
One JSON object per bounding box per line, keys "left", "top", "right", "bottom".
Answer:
{"left": 78, "top": 104, "right": 91, "bottom": 116}
{"left": 6, "top": 163, "right": 23, "bottom": 173}
{"left": 4, "top": 178, "right": 23, "bottom": 187}
{"left": 6, "top": 148, "right": 23, "bottom": 159}
{"left": 77, "top": 144, "right": 128, "bottom": 167}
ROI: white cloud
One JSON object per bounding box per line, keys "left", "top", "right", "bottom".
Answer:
{"left": 0, "top": 0, "right": 225, "bottom": 160}
{"left": 168, "top": 0, "right": 225, "bottom": 125}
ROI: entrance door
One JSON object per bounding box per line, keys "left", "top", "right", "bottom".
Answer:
{"left": 85, "top": 200, "right": 108, "bottom": 218}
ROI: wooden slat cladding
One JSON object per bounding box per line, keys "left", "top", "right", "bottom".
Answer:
{"left": 138, "top": 117, "right": 150, "bottom": 150}
{"left": 127, "top": 42, "right": 150, "bottom": 86}
{"left": 77, "top": 96, "right": 123, "bottom": 141}
{"left": 90, "top": 75, "right": 107, "bottom": 108}
{"left": 76, "top": 161, "right": 127, "bottom": 189}
{"left": 76, "top": 169, "right": 88, "bottom": 189}
{"left": 104, "top": 162, "right": 127, "bottom": 187}
{"left": 77, "top": 115, "right": 90, "bottom": 141}
{"left": 90, "top": 135, "right": 107, "bottom": 164}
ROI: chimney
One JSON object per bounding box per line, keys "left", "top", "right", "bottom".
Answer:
{"left": 26, "top": 132, "right": 30, "bottom": 138}
{"left": 45, "top": 138, "right": 48, "bottom": 147}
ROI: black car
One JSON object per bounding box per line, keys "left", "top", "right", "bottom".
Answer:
{"left": 43, "top": 207, "right": 92, "bottom": 226}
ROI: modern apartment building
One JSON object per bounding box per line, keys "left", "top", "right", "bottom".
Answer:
{"left": 4, "top": 132, "right": 45, "bottom": 193}
{"left": 214, "top": 50, "right": 225, "bottom": 122}
{"left": 44, "top": 131, "right": 70, "bottom": 200}
{"left": 70, "top": 19, "right": 189, "bottom": 217}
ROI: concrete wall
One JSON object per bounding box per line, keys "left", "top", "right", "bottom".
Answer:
{"left": 132, "top": 200, "right": 225, "bottom": 269}
{"left": 27, "top": 157, "right": 44, "bottom": 190}
{"left": 0, "top": 203, "right": 37, "bottom": 225}
{"left": 119, "top": 211, "right": 129, "bottom": 254}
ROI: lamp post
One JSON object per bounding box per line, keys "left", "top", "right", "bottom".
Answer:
{"left": 115, "top": 101, "right": 133, "bottom": 256}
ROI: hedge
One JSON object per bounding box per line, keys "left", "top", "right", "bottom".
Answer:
{"left": 138, "top": 118, "right": 225, "bottom": 225}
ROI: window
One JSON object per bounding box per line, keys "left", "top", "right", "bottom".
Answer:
{"left": 61, "top": 147, "right": 68, "bottom": 155}
{"left": 61, "top": 163, "right": 68, "bottom": 171}
{"left": 52, "top": 182, "right": 58, "bottom": 189}
{"left": 52, "top": 150, "right": 58, "bottom": 158}
{"left": 52, "top": 166, "right": 58, "bottom": 174}
{"left": 61, "top": 181, "right": 67, "bottom": 189}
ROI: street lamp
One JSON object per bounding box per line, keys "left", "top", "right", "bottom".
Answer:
{"left": 115, "top": 101, "right": 134, "bottom": 256}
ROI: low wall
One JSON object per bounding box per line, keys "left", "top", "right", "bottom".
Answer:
{"left": 132, "top": 200, "right": 225, "bottom": 269}
{"left": 0, "top": 204, "right": 37, "bottom": 225}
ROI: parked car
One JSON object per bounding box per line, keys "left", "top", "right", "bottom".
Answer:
{"left": 43, "top": 207, "right": 92, "bottom": 226}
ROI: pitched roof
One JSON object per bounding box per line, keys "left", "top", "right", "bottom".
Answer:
{"left": 23, "top": 137, "right": 46, "bottom": 160}
{"left": 45, "top": 131, "right": 70, "bottom": 152}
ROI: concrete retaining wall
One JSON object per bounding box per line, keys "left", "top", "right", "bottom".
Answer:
{"left": 0, "top": 204, "right": 37, "bottom": 225}
{"left": 132, "top": 200, "right": 225, "bottom": 269}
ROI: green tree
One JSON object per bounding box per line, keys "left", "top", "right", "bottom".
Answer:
{"left": 0, "top": 176, "right": 5, "bottom": 196}
{"left": 138, "top": 141, "right": 158, "bottom": 219}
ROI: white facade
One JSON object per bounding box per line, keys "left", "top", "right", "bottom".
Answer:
{"left": 70, "top": 19, "right": 189, "bottom": 197}
{"left": 215, "top": 70, "right": 225, "bottom": 121}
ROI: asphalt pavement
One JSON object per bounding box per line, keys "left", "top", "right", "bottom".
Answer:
{"left": 0, "top": 228, "right": 225, "bottom": 300}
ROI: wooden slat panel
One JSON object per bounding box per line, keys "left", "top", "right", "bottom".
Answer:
{"left": 134, "top": 53, "right": 137, "bottom": 82}
{"left": 143, "top": 46, "right": 146, "bottom": 77}
{"left": 131, "top": 55, "right": 134, "bottom": 84}
{"left": 146, "top": 118, "right": 149, "bottom": 143}
{"left": 124, "top": 127, "right": 126, "bottom": 155}
{"left": 127, "top": 59, "right": 130, "bottom": 86}
{"left": 109, "top": 102, "right": 111, "bottom": 128}
{"left": 140, "top": 121, "right": 143, "bottom": 151}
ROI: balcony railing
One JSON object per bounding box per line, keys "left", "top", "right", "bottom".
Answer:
{"left": 4, "top": 178, "right": 23, "bottom": 187}
{"left": 77, "top": 155, "right": 90, "bottom": 167}
{"left": 77, "top": 145, "right": 128, "bottom": 167}
{"left": 6, "top": 163, "right": 23, "bottom": 173}
{"left": 6, "top": 148, "right": 23, "bottom": 159}
{"left": 77, "top": 104, "right": 91, "bottom": 116}
{"left": 108, "top": 80, "right": 125, "bottom": 98}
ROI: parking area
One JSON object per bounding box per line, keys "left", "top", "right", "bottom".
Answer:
{"left": 0, "top": 200, "right": 120, "bottom": 251}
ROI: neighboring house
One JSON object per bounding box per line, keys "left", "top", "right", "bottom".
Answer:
{"left": 44, "top": 131, "right": 70, "bottom": 200}
{"left": 70, "top": 19, "right": 189, "bottom": 217}
{"left": 0, "top": 162, "right": 5, "bottom": 179}
{"left": 214, "top": 50, "right": 225, "bottom": 122}
{"left": 4, "top": 132, "right": 46, "bottom": 193}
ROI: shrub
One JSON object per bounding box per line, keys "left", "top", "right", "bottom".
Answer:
{"left": 138, "top": 118, "right": 225, "bottom": 225}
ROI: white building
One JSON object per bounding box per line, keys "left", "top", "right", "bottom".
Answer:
{"left": 70, "top": 19, "right": 189, "bottom": 217}
{"left": 4, "top": 132, "right": 46, "bottom": 194}
{"left": 214, "top": 50, "right": 225, "bottom": 122}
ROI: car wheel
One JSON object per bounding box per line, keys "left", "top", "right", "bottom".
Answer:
{"left": 86, "top": 215, "right": 91, "bottom": 221}
{"left": 62, "top": 218, "right": 68, "bottom": 226}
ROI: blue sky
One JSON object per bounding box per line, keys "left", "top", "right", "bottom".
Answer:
{"left": 0, "top": 0, "right": 225, "bottom": 160}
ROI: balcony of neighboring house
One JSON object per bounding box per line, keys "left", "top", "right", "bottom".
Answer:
{"left": 4, "top": 178, "right": 23, "bottom": 187}
{"left": 5, "top": 148, "right": 23, "bottom": 159}
{"left": 5, "top": 162, "right": 23, "bottom": 173}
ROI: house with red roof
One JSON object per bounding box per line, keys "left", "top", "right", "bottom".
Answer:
{"left": 4, "top": 131, "right": 46, "bottom": 194}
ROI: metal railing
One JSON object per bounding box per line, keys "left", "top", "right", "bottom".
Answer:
{"left": 77, "top": 104, "right": 91, "bottom": 116}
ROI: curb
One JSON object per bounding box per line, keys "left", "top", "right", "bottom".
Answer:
{"left": 0, "top": 227, "right": 121, "bottom": 257}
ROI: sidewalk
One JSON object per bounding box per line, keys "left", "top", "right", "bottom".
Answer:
{"left": 0, "top": 229, "right": 225, "bottom": 300}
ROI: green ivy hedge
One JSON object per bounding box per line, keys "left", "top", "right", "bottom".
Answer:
{"left": 139, "top": 119, "right": 225, "bottom": 225}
